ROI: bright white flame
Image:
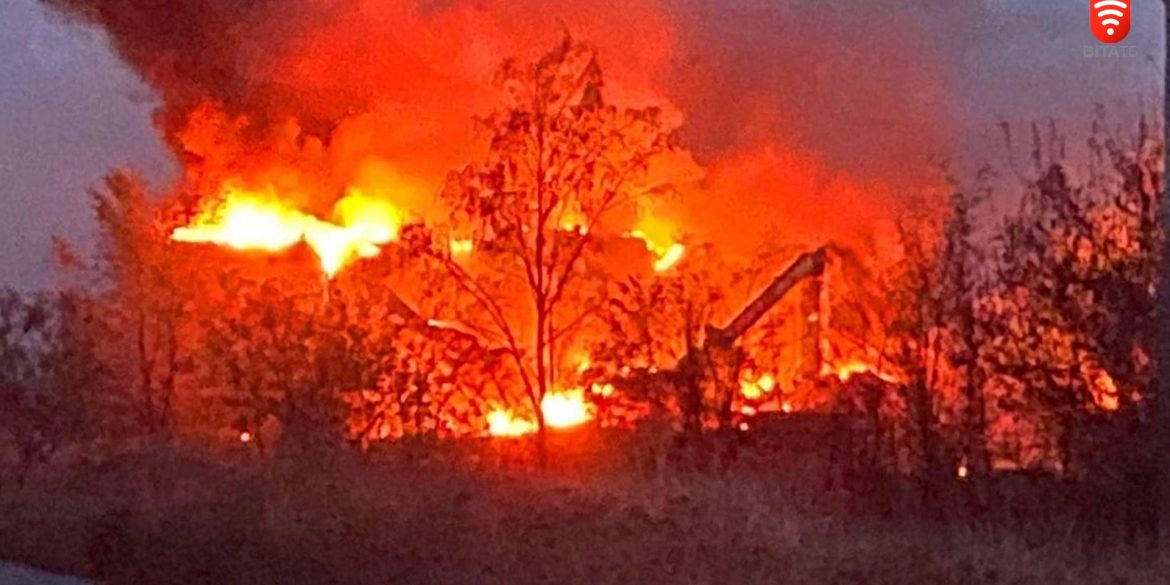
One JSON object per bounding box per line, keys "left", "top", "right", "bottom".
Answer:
{"left": 653, "top": 243, "right": 686, "bottom": 272}
{"left": 487, "top": 410, "right": 536, "bottom": 437}
{"left": 542, "top": 390, "right": 592, "bottom": 429}
{"left": 450, "top": 239, "right": 473, "bottom": 255}
{"left": 757, "top": 375, "right": 775, "bottom": 393}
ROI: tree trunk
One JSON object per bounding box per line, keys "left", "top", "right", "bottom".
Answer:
{"left": 1157, "top": 0, "right": 1170, "bottom": 545}
{"left": 681, "top": 305, "right": 703, "bottom": 436}
{"left": 535, "top": 307, "right": 550, "bottom": 469}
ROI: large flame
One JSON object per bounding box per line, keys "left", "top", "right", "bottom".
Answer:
{"left": 487, "top": 388, "right": 596, "bottom": 438}
{"left": 542, "top": 388, "right": 593, "bottom": 428}
{"left": 171, "top": 183, "right": 406, "bottom": 277}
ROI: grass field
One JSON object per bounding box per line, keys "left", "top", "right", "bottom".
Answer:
{"left": 0, "top": 434, "right": 1167, "bottom": 585}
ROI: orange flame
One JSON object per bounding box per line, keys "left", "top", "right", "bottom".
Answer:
{"left": 542, "top": 389, "right": 593, "bottom": 429}
{"left": 1090, "top": 368, "right": 1120, "bottom": 411}
{"left": 626, "top": 210, "right": 685, "bottom": 272}
{"left": 171, "top": 183, "right": 406, "bottom": 277}
{"left": 628, "top": 229, "right": 685, "bottom": 272}
{"left": 559, "top": 208, "right": 590, "bottom": 234}
{"left": 486, "top": 410, "right": 536, "bottom": 437}
{"left": 739, "top": 372, "right": 777, "bottom": 400}
{"left": 486, "top": 388, "right": 596, "bottom": 437}
{"left": 590, "top": 382, "right": 615, "bottom": 398}
{"left": 824, "top": 360, "right": 901, "bottom": 384}
{"left": 449, "top": 238, "right": 474, "bottom": 256}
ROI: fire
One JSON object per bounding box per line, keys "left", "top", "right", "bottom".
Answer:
{"left": 1089, "top": 367, "right": 1121, "bottom": 411}
{"left": 627, "top": 208, "right": 685, "bottom": 272}
{"left": 172, "top": 194, "right": 306, "bottom": 252}
{"left": 486, "top": 388, "right": 596, "bottom": 437}
{"left": 824, "top": 360, "right": 901, "bottom": 384}
{"left": 739, "top": 373, "right": 777, "bottom": 400}
{"left": 486, "top": 410, "right": 536, "bottom": 437}
{"left": 628, "top": 229, "right": 685, "bottom": 273}
{"left": 590, "top": 383, "right": 615, "bottom": 398}
{"left": 542, "top": 389, "right": 594, "bottom": 429}
{"left": 450, "top": 238, "right": 474, "bottom": 256}
{"left": 171, "top": 183, "right": 406, "bottom": 277}
{"left": 653, "top": 243, "right": 686, "bottom": 272}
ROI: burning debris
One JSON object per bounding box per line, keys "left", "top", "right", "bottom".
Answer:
{"left": 29, "top": 0, "right": 1147, "bottom": 484}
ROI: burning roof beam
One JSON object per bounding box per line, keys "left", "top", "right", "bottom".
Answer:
{"left": 707, "top": 246, "right": 827, "bottom": 348}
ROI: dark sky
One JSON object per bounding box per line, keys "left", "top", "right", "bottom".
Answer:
{"left": 0, "top": 0, "right": 1163, "bottom": 290}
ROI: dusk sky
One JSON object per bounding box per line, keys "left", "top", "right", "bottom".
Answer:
{"left": 0, "top": 0, "right": 1163, "bottom": 290}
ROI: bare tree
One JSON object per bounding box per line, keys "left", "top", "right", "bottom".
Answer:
{"left": 54, "top": 171, "right": 198, "bottom": 440}
{"left": 404, "top": 33, "right": 678, "bottom": 461}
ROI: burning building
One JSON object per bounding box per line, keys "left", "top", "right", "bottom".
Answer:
{"left": 43, "top": 0, "right": 1129, "bottom": 477}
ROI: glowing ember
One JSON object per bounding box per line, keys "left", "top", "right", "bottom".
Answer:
{"left": 561, "top": 220, "right": 589, "bottom": 234}
{"left": 450, "top": 238, "right": 474, "bottom": 255}
{"left": 824, "top": 360, "right": 901, "bottom": 384}
{"left": 781, "top": 401, "right": 793, "bottom": 413}
{"left": 590, "top": 383, "right": 615, "bottom": 398}
{"left": 239, "top": 431, "right": 252, "bottom": 443}
{"left": 757, "top": 374, "right": 776, "bottom": 392}
{"left": 575, "top": 355, "right": 592, "bottom": 373}
{"left": 171, "top": 183, "right": 406, "bottom": 277}
{"left": 1090, "top": 368, "right": 1121, "bottom": 411}
{"left": 555, "top": 204, "right": 590, "bottom": 234}
{"left": 740, "top": 373, "right": 778, "bottom": 400}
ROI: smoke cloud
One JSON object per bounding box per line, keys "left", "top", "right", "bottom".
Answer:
{"left": 40, "top": 0, "right": 954, "bottom": 255}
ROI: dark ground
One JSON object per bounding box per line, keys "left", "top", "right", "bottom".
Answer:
{"left": 1, "top": 431, "right": 1167, "bottom": 585}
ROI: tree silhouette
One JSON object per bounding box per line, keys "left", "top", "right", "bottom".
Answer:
{"left": 404, "top": 33, "right": 679, "bottom": 459}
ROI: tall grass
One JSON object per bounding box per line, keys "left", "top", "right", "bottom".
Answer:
{"left": 0, "top": 434, "right": 1166, "bottom": 585}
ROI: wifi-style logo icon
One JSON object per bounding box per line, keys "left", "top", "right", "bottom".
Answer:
{"left": 1091, "top": 0, "right": 1131, "bottom": 44}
